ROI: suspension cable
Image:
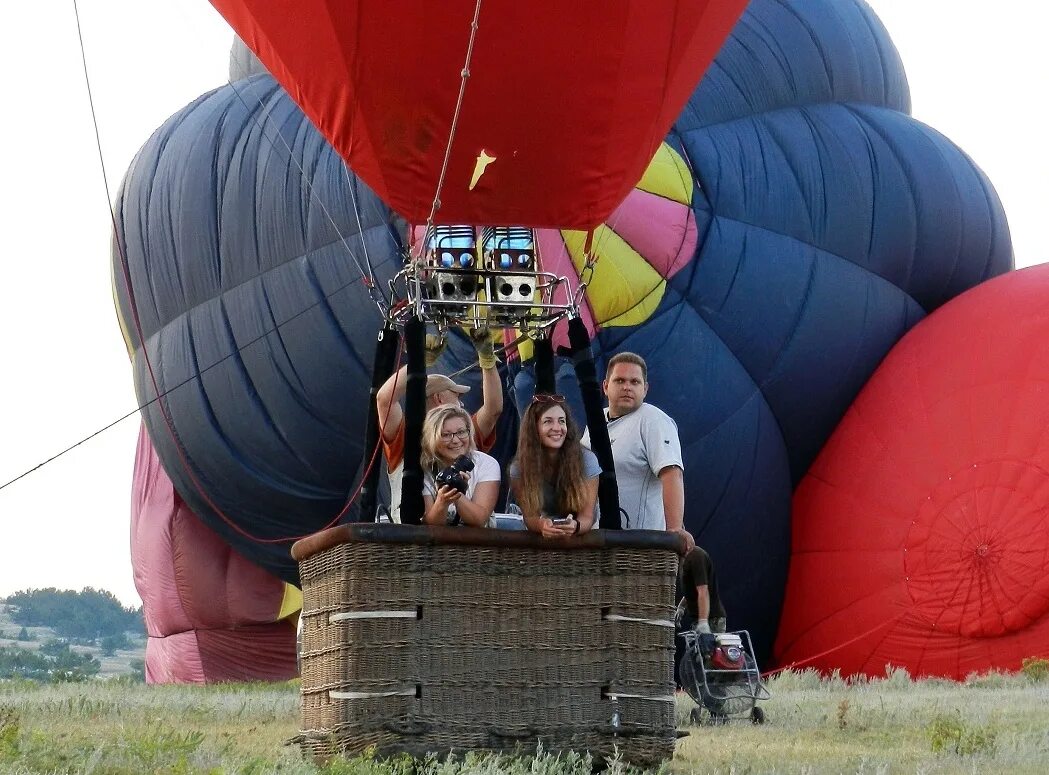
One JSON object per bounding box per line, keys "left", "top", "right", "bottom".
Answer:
{"left": 223, "top": 76, "right": 391, "bottom": 314}
{"left": 73, "top": 0, "right": 228, "bottom": 542}
{"left": 342, "top": 164, "right": 384, "bottom": 300}
{"left": 36, "top": 5, "right": 396, "bottom": 548}
{"left": 229, "top": 47, "right": 396, "bottom": 297}
{"left": 0, "top": 262, "right": 390, "bottom": 496}
{"left": 422, "top": 0, "right": 484, "bottom": 236}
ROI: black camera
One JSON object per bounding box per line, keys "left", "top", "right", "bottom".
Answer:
{"left": 434, "top": 455, "right": 475, "bottom": 494}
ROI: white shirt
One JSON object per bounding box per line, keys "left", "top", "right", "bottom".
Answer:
{"left": 383, "top": 414, "right": 493, "bottom": 524}
{"left": 423, "top": 450, "right": 501, "bottom": 522}
{"left": 581, "top": 402, "right": 683, "bottom": 530}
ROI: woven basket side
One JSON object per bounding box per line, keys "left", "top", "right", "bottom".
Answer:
{"left": 299, "top": 540, "right": 679, "bottom": 765}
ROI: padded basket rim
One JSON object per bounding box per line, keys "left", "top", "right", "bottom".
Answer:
{"left": 292, "top": 524, "right": 687, "bottom": 562}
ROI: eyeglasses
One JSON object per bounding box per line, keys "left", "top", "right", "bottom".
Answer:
{"left": 531, "top": 393, "right": 566, "bottom": 404}
{"left": 439, "top": 429, "right": 471, "bottom": 442}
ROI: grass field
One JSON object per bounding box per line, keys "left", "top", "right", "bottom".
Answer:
{"left": 1, "top": 667, "right": 1048, "bottom": 774}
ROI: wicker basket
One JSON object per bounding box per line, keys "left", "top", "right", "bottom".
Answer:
{"left": 291, "top": 524, "right": 685, "bottom": 766}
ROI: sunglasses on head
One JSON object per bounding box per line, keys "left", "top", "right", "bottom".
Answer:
{"left": 531, "top": 393, "right": 566, "bottom": 404}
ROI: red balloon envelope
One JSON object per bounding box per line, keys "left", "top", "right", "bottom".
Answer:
{"left": 132, "top": 425, "right": 299, "bottom": 684}
{"left": 776, "top": 266, "right": 1049, "bottom": 680}
{"left": 208, "top": 0, "right": 747, "bottom": 229}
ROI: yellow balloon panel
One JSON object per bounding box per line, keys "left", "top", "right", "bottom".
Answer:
{"left": 635, "top": 142, "right": 693, "bottom": 206}
{"left": 278, "top": 583, "right": 303, "bottom": 620}
{"left": 562, "top": 228, "right": 667, "bottom": 328}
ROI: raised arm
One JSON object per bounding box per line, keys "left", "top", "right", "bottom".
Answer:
{"left": 470, "top": 329, "right": 503, "bottom": 441}
{"left": 472, "top": 364, "right": 503, "bottom": 441}
{"left": 375, "top": 365, "right": 407, "bottom": 442}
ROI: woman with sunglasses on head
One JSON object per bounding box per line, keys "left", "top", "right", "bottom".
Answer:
{"left": 421, "top": 405, "right": 501, "bottom": 527}
{"left": 510, "top": 394, "right": 600, "bottom": 538}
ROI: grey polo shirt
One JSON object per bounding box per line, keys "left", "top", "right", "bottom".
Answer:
{"left": 581, "top": 402, "right": 683, "bottom": 530}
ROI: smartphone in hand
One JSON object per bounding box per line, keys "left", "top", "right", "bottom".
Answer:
{"left": 550, "top": 517, "right": 573, "bottom": 526}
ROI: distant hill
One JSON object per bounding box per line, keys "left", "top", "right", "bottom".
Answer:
{"left": 0, "top": 593, "right": 145, "bottom": 679}
{"left": 4, "top": 587, "right": 144, "bottom": 639}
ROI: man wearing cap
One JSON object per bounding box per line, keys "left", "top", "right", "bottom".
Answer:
{"left": 375, "top": 329, "right": 503, "bottom": 522}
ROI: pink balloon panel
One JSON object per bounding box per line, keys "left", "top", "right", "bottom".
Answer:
{"left": 131, "top": 424, "right": 298, "bottom": 683}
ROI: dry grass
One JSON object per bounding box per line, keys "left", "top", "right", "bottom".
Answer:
{"left": 673, "top": 666, "right": 1049, "bottom": 773}
{"left": 0, "top": 667, "right": 1048, "bottom": 773}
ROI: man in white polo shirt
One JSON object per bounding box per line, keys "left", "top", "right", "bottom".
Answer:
{"left": 582, "top": 352, "right": 694, "bottom": 549}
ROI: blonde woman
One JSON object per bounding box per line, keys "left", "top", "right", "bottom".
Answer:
{"left": 421, "top": 405, "right": 500, "bottom": 527}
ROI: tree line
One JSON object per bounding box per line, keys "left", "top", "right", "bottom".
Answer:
{"left": 0, "top": 640, "right": 102, "bottom": 682}
{"left": 3, "top": 587, "right": 144, "bottom": 642}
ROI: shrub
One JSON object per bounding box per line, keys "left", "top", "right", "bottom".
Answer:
{"left": 38, "top": 639, "right": 68, "bottom": 657}
{"left": 963, "top": 669, "right": 1013, "bottom": 688}
{"left": 126, "top": 724, "right": 205, "bottom": 768}
{"left": 0, "top": 708, "right": 18, "bottom": 757}
{"left": 1021, "top": 657, "right": 1049, "bottom": 682}
{"left": 883, "top": 664, "right": 912, "bottom": 687}
{"left": 128, "top": 658, "right": 147, "bottom": 682}
{"left": 836, "top": 698, "right": 851, "bottom": 730}
{"left": 100, "top": 633, "right": 131, "bottom": 656}
{"left": 0, "top": 643, "right": 100, "bottom": 682}
{"left": 927, "top": 714, "right": 997, "bottom": 756}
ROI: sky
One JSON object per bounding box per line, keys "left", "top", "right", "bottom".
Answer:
{"left": 0, "top": 1, "right": 1046, "bottom": 608}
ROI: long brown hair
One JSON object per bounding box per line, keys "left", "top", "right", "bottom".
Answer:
{"left": 514, "top": 398, "right": 588, "bottom": 518}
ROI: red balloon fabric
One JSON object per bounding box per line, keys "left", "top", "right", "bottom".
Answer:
{"left": 776, "top": 266, "right": 1049, "bottom": 680}
{"left": 208, "top": 0, "right": 748, "bottom": 229}
{"left": 131, "top": 424, "right": 299, "bottom": 683}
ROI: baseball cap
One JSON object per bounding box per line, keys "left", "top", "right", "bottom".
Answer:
{"left": 426, "top": 374, "right": 471, "bottom": 398}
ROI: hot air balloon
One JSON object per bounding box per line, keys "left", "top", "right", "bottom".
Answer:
{"left": 207, "top": 0, "right": 751, "bottom": 230}
{"left": 132, "top": 425, "right": 300, "bottom": 683}
{"left": 115, "top": 0, "right": 1012, "bottom": 670}
{"left": 776, "top": 265, "right": 1049, "bottom": 680}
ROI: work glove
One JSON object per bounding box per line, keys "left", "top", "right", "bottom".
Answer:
{"left": 694, "top": 619, "right": 711, "bottom": 635}
{"left": 469, "top": 327, "right": 498, "bottom": 370}
{"left": 424, "top": 334, "right": 447, "bottom": 368}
